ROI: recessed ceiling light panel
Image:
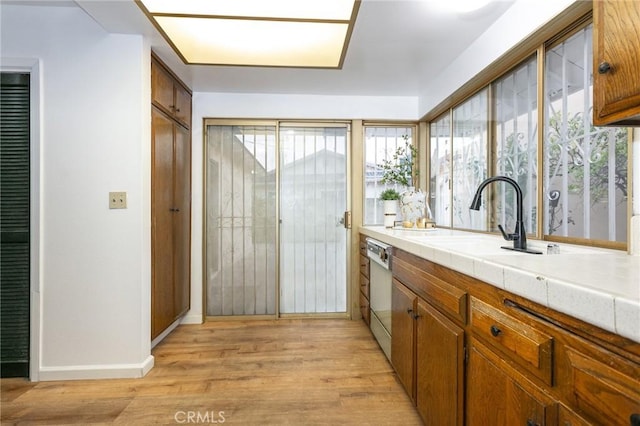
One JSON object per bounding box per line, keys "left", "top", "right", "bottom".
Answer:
{"left": 137, "top": 0, "right": 360, "bottom": 68}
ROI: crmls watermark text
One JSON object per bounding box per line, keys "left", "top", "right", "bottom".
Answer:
{"left": 174, "top": 411, "right": 226, "bottom": 424}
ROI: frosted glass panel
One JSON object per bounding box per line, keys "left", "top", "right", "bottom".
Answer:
{"left": 494, "top": 55, "right": 538, "bottom": 234}
{"left": 430, "top": 115, "right": 451, "bottom": 227}
{"left": 279, "top": 126, "right": 347, "bottom": 314}
{"left": 206, "top": 125, "right": 277, "bottom": 316}
{"left": 452, "top": 89, "right": 488, "bottom": 230}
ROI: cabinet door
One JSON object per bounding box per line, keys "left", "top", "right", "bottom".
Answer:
{"left": 564, "top": 346, "right": 640, "bottom": 425}
{"left": 173, "top": 124, "right": 191, "bottom": 318}
{"left": 151, "top": 61, "right": 174, "bottom": 114}
{"left": 416, "top": 299, "right": 464, "bottom": 426}
{"left": 391, "top": 280, "right": 416, "bottom": 399}
{"left": 151, "top": 107, "right": 176, "bottom": 338}
{"left": 467, "top": 338, "right": 557, "bottom": 426}
{"left": 593, "top": 0, "right": 640, "bottom": 125}
{"left": 174, "top": 84, "right": 191, "bottom": 128}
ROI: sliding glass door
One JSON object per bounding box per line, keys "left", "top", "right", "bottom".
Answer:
{"left": 278, "top": 124, "right": 348, "bottom": 314}
{"left": 205, "top": 124, "right": 277, "bottom": 316}
{"left": 205, "top": 121, "right": 349, "bottom": 317}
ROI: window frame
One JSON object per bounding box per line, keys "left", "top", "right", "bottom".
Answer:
{"left": 362, "top": 122, "right": 419, "bottom": 226}
{"left": 424, "top": 10, "right": 632, "bottom": 251}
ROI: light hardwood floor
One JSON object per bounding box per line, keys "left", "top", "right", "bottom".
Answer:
{"left": 1, "top": 319, "right": 422, "bottom": 425}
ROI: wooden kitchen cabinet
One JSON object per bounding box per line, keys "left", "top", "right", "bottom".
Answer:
{"left": 593, "top": 0, "right": 640, "bottom": 125}
{"left": 359, "top": 237, "right": 370, "bottom": 325}
{"left": 391, "top": 280, "right": 416, "bottom": 399}
{"left": 467, "top": 337, "right": 557, "bottom": 426}
{"left": 562, "top": 345, "right": 640, "bottom": 425}
{"left": 151, "top": 55, "right": 192, "bottom": 340}
{"left": 415, "top": 298, "right": 464, "bottom": 426}
{"left": 391, "top": 278, "right": 464, "bottom": 425}
{"left": 383, "top": 245, "right": 640, "bottom": 426}
{"left": 152, "top": 54, "right": 192, "bottom": 129}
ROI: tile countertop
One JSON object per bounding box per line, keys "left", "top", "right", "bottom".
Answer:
{"left": 360, "top": 226, "right": 640, "bottom": 343}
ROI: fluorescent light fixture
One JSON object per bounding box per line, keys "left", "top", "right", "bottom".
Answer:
{"left": 137, "top": 0, "right": 360, "bottom": 68}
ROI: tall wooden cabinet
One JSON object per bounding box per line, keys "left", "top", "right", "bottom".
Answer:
{"left": 593, "top": 0, "right": 640, "bottom": 125}
{"left": 151, "top": 54, "right": 192, "bottom": 340}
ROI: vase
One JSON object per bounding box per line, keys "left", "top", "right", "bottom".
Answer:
{"left": 399, "top": 187, "right": 426, "bottom": 225}
{"left": 383, "top": 199, "right": 398, "bottom": 228}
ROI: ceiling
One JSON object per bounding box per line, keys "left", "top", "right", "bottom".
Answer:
{"left": 74, "top": 0, "right": 515, "bottom": 96}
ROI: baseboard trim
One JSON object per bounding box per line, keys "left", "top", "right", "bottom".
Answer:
{"left": 180, "top": 312, "right": 203, "bottom": 325}
{"left": 37, "top": 355, "right": 155, "bottom": 381}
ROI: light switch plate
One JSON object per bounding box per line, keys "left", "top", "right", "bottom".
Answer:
{"left": 109, "top": 191, "right": 127, "bottom": 209}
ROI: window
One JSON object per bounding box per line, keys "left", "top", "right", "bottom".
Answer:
{"left": 363, "top": 125, "right": 416, "bottom": 225}
{"left": 427, "top": 20, "right": 629, "bottom": 249}
{"left": 494, "top": 56, "right": 539, "bottom": 235}
{"left": 429, "top": 114, "right": 451, "bottom": 227}
{"left": 452, "top": 89, "right": 489, "bottom": 230}
{"left": 544, "top": 24, "right": 628, "bottom": 244}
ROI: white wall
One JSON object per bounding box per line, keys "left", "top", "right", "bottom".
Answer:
{"left": 0, "top": 4, "right": 152, "bottom": 379}
{"left": 418, "top": 0, "right": 577, "bottom": 115}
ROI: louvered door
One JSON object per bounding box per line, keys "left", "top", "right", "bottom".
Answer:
{"left": 0, "top": 73, "right": 30, "bottom": 377}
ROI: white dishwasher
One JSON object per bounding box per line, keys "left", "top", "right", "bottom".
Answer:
{"left": 366, "top": 238, "right": 393, "bottom": 361}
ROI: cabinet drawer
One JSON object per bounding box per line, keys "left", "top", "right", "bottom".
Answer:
{"left": 360, "top": 273, "right": 370, "bottom": 299}
{"left": 470, "top": 297, "right": 553, "bottom": 385}
{"left": 359, "top": 292, "right": 370, "bottom": 325}
{"left": 359, "top": 254, "right": 370, "bottom": 279}
{"left": 392, "top": 254, "right": 467, "bottom": 324}
{"left": 565, "top": 347, "right": 640, "bottom": 425}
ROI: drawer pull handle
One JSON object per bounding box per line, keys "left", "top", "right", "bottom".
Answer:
{"left": 630, "top": 413, "right": 640, "bottom": 426}
{"left": 598, "top": 61, "right": 612, "bottom": 74}
{"left": 490, "top": 325, "right": 502, "bottom": 337}
{"left": 527, "top": 420, "right": 538, "bottom": 426}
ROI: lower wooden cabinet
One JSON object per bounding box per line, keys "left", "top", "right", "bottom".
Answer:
{"left": 391, "top": 279, "right": 464, "bottom": 425}
{"left": 379, "top": 244, "right": 640, "bottom": 426}
{"left": 416, "top": 298, "right": 464, "bottom": 426}
{"left": 563, "top": 345, "right": 640, "bottom": 425}
{"left": 467, "top": 337, "right": 557, "bottom": 426}
{"left": 391, "top": 280, "right": 416, "bottom": 398}
{"left": 358, "top": 237, "right": 370, "bottom": 325}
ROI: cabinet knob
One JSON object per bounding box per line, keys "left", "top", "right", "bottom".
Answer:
{"left": 407, "top": 308, "right": 413, "bottom": 315}
{"left": 490, "top": 325, "right": 502, "bottom": 337}
{"left": 598, "top": 61, "right": 612, "bottom": 74}
{"left": 169, "top": 208, "right": 180, "bottom": 212}
{"left": 526, "top": 420, "right": 538, "bottom": 426}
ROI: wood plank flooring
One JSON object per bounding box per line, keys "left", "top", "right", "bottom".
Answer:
{"left": 1, "top": 319, "right": 422, "bottom": 425}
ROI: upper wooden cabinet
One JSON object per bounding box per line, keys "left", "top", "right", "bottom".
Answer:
{"left": 151, "top": 55, "right": 192, "bottom": 129}
{"left": 593, "top": 0, "right": 640, "bottom": 126}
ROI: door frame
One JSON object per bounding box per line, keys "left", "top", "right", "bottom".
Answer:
{"left": 202, "top": 119, "right": 353, "bottom": 320}
{"left": 1, "top": 58, "right": 42, "bottom": 381}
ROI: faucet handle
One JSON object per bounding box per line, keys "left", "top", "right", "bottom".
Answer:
{"left": 497, "top": 224, "right": 518, "bottom": 241}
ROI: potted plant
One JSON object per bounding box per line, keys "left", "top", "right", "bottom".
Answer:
{"left": 378, "top": 135, "right": 425, "bottom": 226}
{"left": 379, "top": 188, "right": 400, "bottom": 228}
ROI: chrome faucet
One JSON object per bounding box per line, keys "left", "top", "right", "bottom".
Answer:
{"left": 470, "top": 176, "right": 542, "bottom": 254}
